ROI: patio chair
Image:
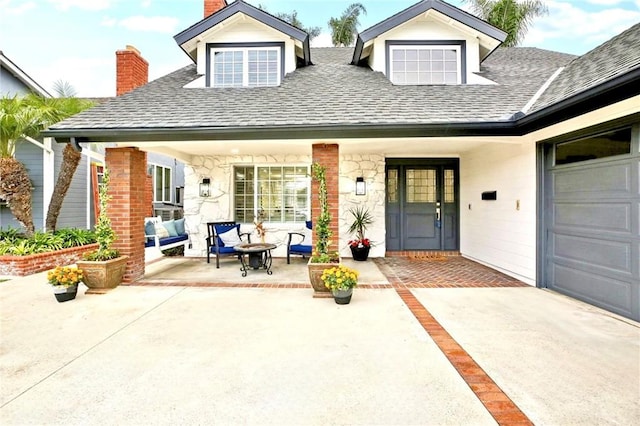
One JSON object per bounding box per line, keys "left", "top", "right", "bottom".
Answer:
{"left": 206, "top": 221, "right": 251, "bottom": 268}
{"left": 287, "top": 220, "right": 313, "bottom": 264}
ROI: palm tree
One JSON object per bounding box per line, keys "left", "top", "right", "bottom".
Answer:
{"left": 0, "top": 91, "right": 93, "bottom": 235}
{"left": 328, "top": 3, "right": 367, "bottom": 47}
{"left": 257, "top": 5, "right": 321, "bottom": 40}
{"left": 464, "top": 0, "right": 548, "bottom": 47}
{"left": 45, "top": 82, "right": 95, "bottom": 232}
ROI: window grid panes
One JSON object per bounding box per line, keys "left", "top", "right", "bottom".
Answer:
{"left": 248, "top": 49, "right": 279, "bottom": 87}
{"left": 555, "top": 128, "right": 632, "bottom": 165}
{"left": 406, "top": 169, "right": 436, "bottom": 203}
{"left": 234, "top": 165, "right": 309, "bottom": 223}
{"left": 211, "top": 47, "right": 280, "bottom": 88}
{"left": 151, "top": 165, "right": 171, "bottom": 203}
{"left": 234, "top": 167, "right": 255, "bottom": 223}
{"left": 387, "top": 169, "right": 398, "bottom": 203}
{"left": 444, "top": 169, "right": 455, "bottom": 203}
{"left": 391, "top": 46, "right": 459, "bottom": 85}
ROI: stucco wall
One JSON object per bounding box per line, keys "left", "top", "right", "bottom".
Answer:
{"left": 183, "top": 153, "right": 387, "bottom": 259}
{"left": 460, "top": 142, "right": 537, "bottom": 285}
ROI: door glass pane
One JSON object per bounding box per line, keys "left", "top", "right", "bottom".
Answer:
{"left": 406, "top": 169, "right": 435, "bottom": 203}
{"left": 387, "top": 169, "right": 398, "bottom": 203}
{"left": 444, "top": 169, "right": 455, "bottom": 203}
{"left": 555, "top": 128, "right": 632, "bottom": 165}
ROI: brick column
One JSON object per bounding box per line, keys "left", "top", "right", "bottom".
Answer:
{"left": 105, "top": 147, "right": 147, "bottom": 283}
{"left": 312, "top": 143, "right": 340, "bottom": 252}
{"left": 145, "top": 173, "right": 153, "bottom": 217}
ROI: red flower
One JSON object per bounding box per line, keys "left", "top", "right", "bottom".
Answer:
{"left": 348, "top": 238, "right": 371, "bottom": 248}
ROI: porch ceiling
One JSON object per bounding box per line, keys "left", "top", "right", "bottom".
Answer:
{"left": 122, "top": 136, "right": 523, "bottom": 162}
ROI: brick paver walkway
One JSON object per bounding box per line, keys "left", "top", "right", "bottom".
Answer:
{"left": 375, "top": 256, "right": 527, "bottom": 288}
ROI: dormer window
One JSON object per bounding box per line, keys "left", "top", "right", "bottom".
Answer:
{"left": 207, "top": 42, "right": 284, "bottom": 87}
{"left": 387, "top": 41, "right": 466, "bottom": 85}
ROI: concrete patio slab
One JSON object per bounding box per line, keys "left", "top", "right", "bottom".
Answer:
{"left": 412, "top": 287, "right": 640, "bottom": 426}
{"left": 1, "top": 273, "right": 490, "bottom": 425}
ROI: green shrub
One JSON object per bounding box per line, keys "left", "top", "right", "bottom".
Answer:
{"left": 0, "top": 227, "right": 97, "bottom": 256}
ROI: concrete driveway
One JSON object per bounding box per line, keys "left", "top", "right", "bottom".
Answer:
{"left": 1, "top": 269, "right": 638, "bottom": 425}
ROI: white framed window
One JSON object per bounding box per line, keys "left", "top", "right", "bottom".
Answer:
{"left": 234, "top": 165, "right": 310, "bottom": 223}
{"left": 209, "top": 46, "right": 281, "bottom": 88}
{"left": 148, "top": 164, "right": 172, "bottom": 203}
{"left": 389, "top": 44, "right": 462, "bottom": 85}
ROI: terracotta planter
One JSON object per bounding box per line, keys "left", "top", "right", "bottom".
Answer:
{"left": 307, "top": 259, "right": 337, "bottom": 298}
{"left": 76, "top": 256, "right": 129, "bottom": 294}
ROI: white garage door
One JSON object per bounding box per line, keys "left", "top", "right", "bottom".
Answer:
{"left": 544, "top": 125, "right": 639, "bottom": 321}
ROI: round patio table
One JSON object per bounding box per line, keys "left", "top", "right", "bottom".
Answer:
{"left": 234, "top": 243, "right": 277, "bottom": 277}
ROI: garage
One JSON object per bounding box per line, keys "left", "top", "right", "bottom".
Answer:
{"left": 541, "top": 122, "right": 639, "bottom": 321}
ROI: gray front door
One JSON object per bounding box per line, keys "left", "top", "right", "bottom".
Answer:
{"left": 386, "top": 159, "right": 458, "bottom": 251}
{"left": 542, "top": 124, "right": 639, "bottom": 321}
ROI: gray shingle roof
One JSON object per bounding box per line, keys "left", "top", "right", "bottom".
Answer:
{"left": 50, "top": 46, "right": 573, "bottom": 134}
{"left": 531, "top": 22, "right": 640, "bottom": 112}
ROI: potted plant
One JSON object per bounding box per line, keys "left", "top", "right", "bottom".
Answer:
{"left": 307, "top": 163, "right": 340, "bottom": 297}
{"left": 347, "top": 205, "right": 373, "bottom": 261}
{"left": 321, "top": 264, "right": 358, "bottom": 304}
{"left": 47, "top": 265, "right": 83, "bottom": 302}
{"left": 76, "top": 167, "right": 128, "bottom": 293}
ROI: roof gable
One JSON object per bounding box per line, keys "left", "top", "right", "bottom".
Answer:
{"left": 352, "top": 0, "right": 506, "bottom": 65}
{"left": 174, "top": 0, "right": 310, "bottom": 66}
{"left": 0, "top": 51, "right": 51, "bottom": 97}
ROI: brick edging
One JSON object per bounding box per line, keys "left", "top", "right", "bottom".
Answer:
{"left": 396, "top": 288, "right": 533, "bottom": 425}
{"left": 0, "top": 243, "right": 99, "bottom": 276}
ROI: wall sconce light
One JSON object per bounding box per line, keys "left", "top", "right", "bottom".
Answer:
{"left": 199, "top": 178, "right": 211, "bottom": 197}
{"left": 355, "top": 177, "right": 366, "bottom": 196}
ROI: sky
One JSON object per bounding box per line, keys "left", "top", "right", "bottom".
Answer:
{"left": 1, "top": 0, "right": 639, "bottom": 97}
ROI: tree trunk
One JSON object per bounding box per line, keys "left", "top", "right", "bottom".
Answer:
{"left": 0, "top": 157, "right": 34, "bottom": 236}
{"left": 45, "top": 143, "right": 82, "bottom": 232}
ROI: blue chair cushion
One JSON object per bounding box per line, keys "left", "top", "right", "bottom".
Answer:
{"left": 290, "top": 244, "right": 312, "bottom": 254}
{"left": 305, "top": 220, "right": 312, "bottom": 230}
{"left": 211, "top": 245, "right": 238, "bottom": 254}
{"left": 215, "top": 224, "right": 241, "bottom": 247}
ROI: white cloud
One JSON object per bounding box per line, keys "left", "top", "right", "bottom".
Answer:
{"left": 117, "top": 16, "right": 180, "bottom": 33}
{"left": 47, "top": 0, "right": 112, "bottom": 11}
{"left": 33, "top": 56, "right": 115, "bottom": 98}
{"left": 586, "top": 0, "right": 624, "bottom": 4}
{"left": 0, "top": 0, "right": 36, "bottom": 15}
{"left": 524, "top": 0, "right": 640, "bottom": 52}
{"left": 141, "top": 0, "right": 152, "bottom": 7}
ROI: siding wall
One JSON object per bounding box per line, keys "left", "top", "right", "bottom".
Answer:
{"left": 0, "top": 67, "right": 30, "bottom": 96}
{"left": 0, "top": 141, "right": 44, "bottom": 230}
{"left": 460, "top": 142, "right": 537, "bottom": 285}
{"left": 55, "top": 143, "right": 91, "bottom": 229}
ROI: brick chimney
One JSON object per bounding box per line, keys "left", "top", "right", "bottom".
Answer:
{"left": 204, "top": 0, "right": 227, "bottom": 18}
{"left": 116, "top": 45, "right": 148, "bottom": 96}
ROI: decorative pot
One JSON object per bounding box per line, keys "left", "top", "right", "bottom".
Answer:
{"left": 307, "top": 259, "right": 337, "bottom": 298}
{"left": 53, "top": 284, "right": 78, "bottom": 303}
{"left": 76, "top": 255, "right": 129, "bottom": 294}
{"left": 350, "top": 245, "right": 370, "bottom": 261}
{"left": 332, "top": 288, "right": 353, "bottom": 305}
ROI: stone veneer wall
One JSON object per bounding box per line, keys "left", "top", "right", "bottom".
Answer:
{"left": 339, "top": 154, "right": 386, "bottom": 258}
{"left": 183, "top": 153, "right": 386, "bottom": 259}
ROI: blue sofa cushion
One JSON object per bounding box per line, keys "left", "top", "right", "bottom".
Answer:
{"left": 145, "top": 234, "right": 188, "bottom": 248}
{"left": 290, "top": 244, "right": 312, "bottom": 254}
{"left": 145, "top": 220, "right": 156, "bottom": 236}
{"left": 162, "top": 220, "right": 179, "bottom": 237}
{"left": 174, "top": 218, "right": 186, "bottom": 235}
